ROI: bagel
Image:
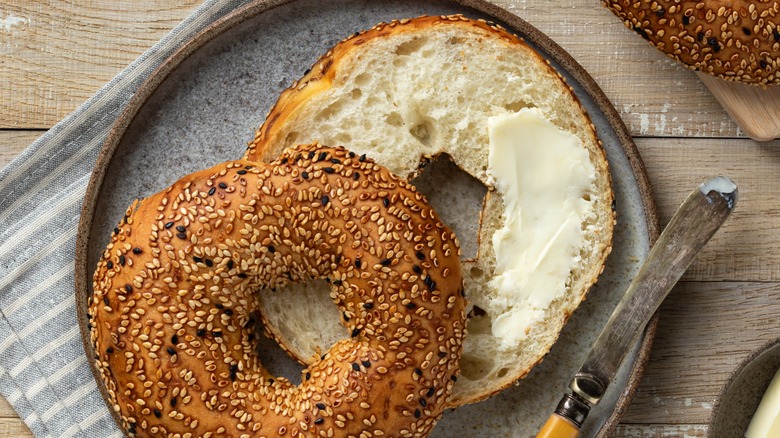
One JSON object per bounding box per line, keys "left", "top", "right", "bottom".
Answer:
{"left": 243, "top": 15, "right": 615, "bottom": 407}
{"left": 602, "top": 0, "right": 780, "bottom": 85}
{"left": 88, "top": 143, "right": 467, "bottom": 437}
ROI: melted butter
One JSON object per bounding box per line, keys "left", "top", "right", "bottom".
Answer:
{"left": 746, "top": 367, "right": 780, "bottom": 438}
{"left": 487, "top": 108, "right": 595, "bottom": 350}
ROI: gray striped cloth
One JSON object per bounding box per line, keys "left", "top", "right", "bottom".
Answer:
{"left": 0, "top": 1, "right": 253, "bottom": 436}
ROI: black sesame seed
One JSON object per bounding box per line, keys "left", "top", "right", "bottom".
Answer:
{"left": 176, "top": 225, "right": 186, "bottom": 232}
{"left": 106, "top": 347, "right": 114, "bottom": 354}
{"left": 760, "top": 60, "right": 769, "bottom": 69}
{"left": 308, "top": 151, "right": 316, "bottom": 159}
{"left": 743, "top": 27, "right": 751, "bottom": 36}
{"left": 230, "top": 364, "right": 238, "bottom": 381}
{"left": 774, "top": 30, "right": 780, "bottom": 41}
{"left": 330, "top": 158, "right": 342, "bottom": 164}
{"left": 237, "top": 169, "right": 247, "bottom": 175}
{"left": 633, "top": 26, "right": 649, "bottom": 40}
{"left": 708, "top": 37, "right": 718, "bottom": 47}
{"left": 438, "top": 351, "right": 447, "bottom": 358}
{"left": 132, "top": 247, "right": 142, "bottom": 254}
{"left": 332, "top": 279, "right": 343, "bottom": 286}
{"left": 355, "top": 258, "right": 361, "bottom": 269}
{"left": 349, "top": 151, "right": 356, "bottom": 158}
{"left": 218, "top": 182, "right": 227, "bottom": 189}
{"left": 406, "top": 302, "right": 417, "bottom": 309}
{"left": 153, "top": 409, "right": 161, "bottom": 418}
{"left": 113, "top": 227, "right": 120, "bottom": 235}
{"left": 420, "top": 398, "right": 427, "bottom": 407}
{"left": 303, "top": 68, "right": 311, "bottom": 76}
{"left": 212, "top": 331, "right": 222, "bottom": 337}
{"left": 351, "top": 328, "right": 361, "bottom": 337}
{"left": 380, "top": 258, "right": 391, "bottom": 266}
{"left": 362, "top": 360, "right": 371, "bottom": 368}
{"left": 238, "top": 273, "right": 248, "bottom": 279}
{"left": 314, "top": 418, "right": 324, "bottom": 425}
{"left": 224, "top": 309, "right": 234, "bottom": 316}
{"left": 193, "top": 256, "right": 203, "bottom": 263}
{"left": 352, "top": 363, "right": 360, "bottom": 372}
{"left": 383, "top": 198, "right": 389, "bottom": 207}
{"left": 171, "top": 334, "right": 178, "bottom": 344}
{"left": 170, "top": 397, "right": 177, "bottom": 407}
{"left": 352, "top": 172, "right": 360, "bottom": 181}
{"left": 414, "top": 409, "right": 421, "bottom": 418}
{"left": 682, "top": 15, "right": 691, "bottom": 25}
{"left": 318, "top": 152, "right": 328, "bottom": 162}
{"left": 414, "top": 368, "right": 422, "bottom": 376}
{"left": 103, "top": 296, "right": 110, "bottom": 306}
{"left": 412, "top": 265, "right": 422, "bottom": 274}
{"left": 321, "top": 195, "right": 329, "bottom": 206}
{"left": 323, "top": 167, "right": 335, "bottom": 174}
{"left": 267, "top": 245, "right": 276, "bottom": 253}
{"left": 268, "top": 378, "right": 275, "bottom": 384}
{"left": 196, "top": 329, "right": 206, "bottom": 337}
{"left": 363, "top": 302, "right": 374, "bottom": 309}
{"left": 176, "top": 232, "right": 187, "bottom": 239}
{"left": 301, "top": 171, "right": 309, "bottom": 179}
{"left": 119, "top": 255, "right": 126, "bottom": 266}
{"left": 165, "top": 221, "right": 174, "bottom": 229}
{"left": 416, "top": 251, "right": 425, "bottom": 260}
{"left": 451, "top": 375, "right": 458, "bottom": 382}
{"left": 316, "top": 403, "right": 326, "bottom": 410}
{"left": 305, "top": 372, "right": 311, "bottom": 380}
{"left": 205, "top": 259, "right": 213, "bottom": 267}
{"left": 359, "top": 154, "right": 367, "bottom": 162}
{"left": 697, "top": 32, "right": 705, "bottom": 42}
{"left": 427, "top": 387, "right": 435, "bottom": 397}
{"left": 106, "top": 261, "right": 113, "bottom": 269}
{"left": 208, "top": 187, "right": 216, "bottom": 196}
{"left": 216, "top": 303, "right": 224, "bottom": 310}
{"left": 125, "top": 284, "right": 132, "bottom": 293}
{"left": 227, "top": 260, "right": 234, "bottom": 269}
{"left": 655, "top": 7, "right": 664, "bottom": 16}
{"left": 166, "top": 347, "right": 176, "bottom": 355}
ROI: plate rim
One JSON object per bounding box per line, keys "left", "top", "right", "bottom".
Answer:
{"left": 74, "top": 0, "right": 661, "bottom": 436}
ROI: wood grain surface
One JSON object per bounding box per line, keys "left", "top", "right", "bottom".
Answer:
{"left": 1, "top": 0, "right": 777, "bottom": 436}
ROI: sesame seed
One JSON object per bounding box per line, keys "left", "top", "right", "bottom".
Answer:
{"left": 318, "top": 152, "right": 328, "bottom": 162}
{"left": 363, "top": 303, "right": 373, "bottom": 309}
{"left": 355, "top": 258, "right": 361, "bottom": 269}
{"left": 302, "top": 171, "right": 309, "bottom": 179}
{"left": 125, "top": 284, "right": 133, "bottom": 293}
{"left": 359, "top": 154, "right": 367, "bottom": 162}
{"left": 426, "top": 387, "right": 435, "bottom": 397}
{"left": 132, "top": 247, "right": 142, "bottom": 254}
{"left": 414, "top": 368, "right": 422, "bottom": 376}
{"left": 351, "top": 363, "right": 360, "bottom": 372}
{"left": 316, "top": 403, "right": 326, "bottom": 410}
{"left": 353, "top": 172, "right": 360, "bottom": 181}
{"left": 362, "top": 360, "right": 371, "bottom": 368}
{"left": 119, "top": 255, "right": 126, "bottom": 266}
{"left": 208, "top": 187, "right": 216, "bottom": 196}
{"left": 414, "top": 409, "right": 421, "bottom": 418}
{"left": 106, "top": 261, "right": 113, "bottom": 269}
{"left": 416, "top": 251, "right": 425, "bottom": 260}
{"left": 176, "top": 225, "right": 186, "bottom": 232}
{"left": 351, "top": 328, "right": 361, "bottom": 337}
{"left": 166, "top": 347, "right": 176, "bottom": 355}
{"left": 413, "top": 265, "right": 422, "bottom": 274}
{"left": 237, "top": 169, "right": 247, "bottom": 175}
{"left": 218, "top": 182, "right": 228, "bottom": 189}
{"left": 420, "top": 398, "right": 427, "bottom": 407}
{"left": 164, "top": 221, "right": 174, "bottom": 229}
{"left": 323, "top": 167, "right": 335, "bottom": 174}
{"left": 314, "top": 418, "right": 324, "bottom": 425}
{"left": 153, "top": 409, "right": 161, "bottom": 418}
{"left": 321, "top": 195, "right": 330, "bottom": 206}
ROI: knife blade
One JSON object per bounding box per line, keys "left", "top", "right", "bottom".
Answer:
{"left": 536, "top": 176, "right": 738, "bottom": 438}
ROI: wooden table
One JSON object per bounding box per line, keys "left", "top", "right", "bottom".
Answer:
{"left": 2, "top": 1, "right": 778, "bottom": 436}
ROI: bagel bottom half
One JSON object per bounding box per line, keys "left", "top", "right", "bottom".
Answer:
{"left": 89, "top": 143, "right": 466, "bottom": 437}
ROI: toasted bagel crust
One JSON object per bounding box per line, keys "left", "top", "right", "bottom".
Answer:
{"left": 89, "top": 144, "right": 466, "bottom": 437}
{"left": 603, "top": 0, "right": 780, "bottom": 85}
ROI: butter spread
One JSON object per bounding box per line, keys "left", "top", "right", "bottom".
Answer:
{"left": 487, "top": 108, "right": 595, "bottom": 350}
{"left": 746, "top": 366, "right": 780, "bottom": 438}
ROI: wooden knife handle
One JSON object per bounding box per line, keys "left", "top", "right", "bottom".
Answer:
{"left": 536, "top": 414, "right": 581, "bottom": 438}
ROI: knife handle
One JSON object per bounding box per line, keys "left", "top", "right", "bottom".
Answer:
{"left": 536, "top": 414, "right": 581, "bottom": 438}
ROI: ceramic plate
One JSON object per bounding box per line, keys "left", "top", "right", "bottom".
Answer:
{"left": 75, "top": 0, "right": 659, "bottom": 436}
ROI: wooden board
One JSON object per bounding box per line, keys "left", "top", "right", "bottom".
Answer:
{"left": 699, "top": 73, "right": 780, "bottom": 141}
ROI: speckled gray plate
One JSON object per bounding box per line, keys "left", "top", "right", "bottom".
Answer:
{"left": 75, "top": 0, "right": 660, "bottom": 436}
{"left": 709, "top": 339, "right": 780, "bottom": 437}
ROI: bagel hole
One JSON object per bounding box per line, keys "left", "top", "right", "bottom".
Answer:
{"left": 253, "top": 327, "right": 305, "bottom": 385}
{"left": 410, "top": 153, "right": 487, "bottom": 260}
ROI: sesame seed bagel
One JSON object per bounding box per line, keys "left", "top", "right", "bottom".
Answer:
{"left": 88, "top": 143, "right": 466, "bottom": 437}
{"left": 603, "top": 0, "right": 780, "bottom": 85}
{"left": 242, "top": 15, "right": 615, "bottom": 408}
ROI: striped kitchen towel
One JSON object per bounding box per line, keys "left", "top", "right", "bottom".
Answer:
{"left": 0, "top": 1, "right": 255, "bottom": 436}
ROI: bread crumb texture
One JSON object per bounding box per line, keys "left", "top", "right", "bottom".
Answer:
{"left": 245, "top": 15, "right": 615, "bottom": 407}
